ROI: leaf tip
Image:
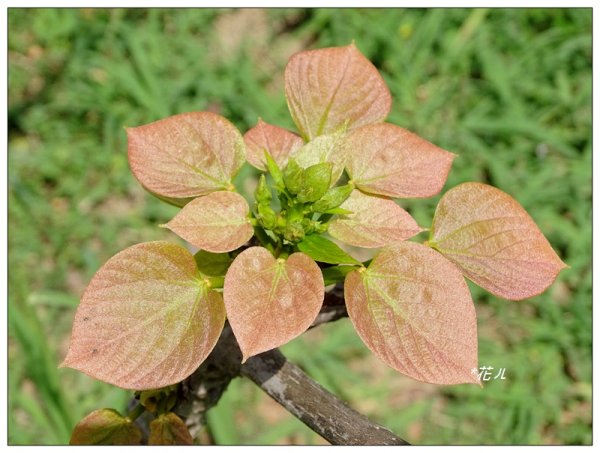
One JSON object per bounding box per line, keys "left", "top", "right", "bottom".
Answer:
{"left": 58, "top": 349, "right": 74, "bottom": 369}
{"left": 468, "top": 367, "right": 484, "bottom": 387}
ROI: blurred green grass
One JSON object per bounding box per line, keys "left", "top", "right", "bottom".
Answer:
{"left": 8, "top": 8, "right": 591, "bottom": 445}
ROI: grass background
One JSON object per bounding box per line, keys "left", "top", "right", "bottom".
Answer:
{"left": 8, "top": 8, "right": 591, "bottom": 445}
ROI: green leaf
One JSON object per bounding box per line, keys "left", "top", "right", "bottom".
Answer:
{"left": 69, "top": 409, "right": 141, "bottom": 445}
{"left": 311, "top": 184, "right": 354, "bottom": 212}
{"left": 297, "top": 162, "right": 332, "bottom": 203}
{"left": 296, "top": 234, "right": 361, "bottom": 265}
{"left": 149, "top": 412, "right": 193, "bottom": 445}
{"left": 264, "top": 149, "right": 284, "bottom": 188}
{"left": 194, "top": 250, "right": 232, "bottom": 277}
{"left": 61, "top": 241, "right": 226, "bottom": 390}
{"left": 321, "top": 265, "right": 360, "bottom": 286}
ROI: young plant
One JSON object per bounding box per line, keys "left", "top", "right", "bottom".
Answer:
{"left": 61, "top": 43, "right": 566, "bottom": 445}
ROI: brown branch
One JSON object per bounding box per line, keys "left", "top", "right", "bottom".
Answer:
{"left": 240, "top": 348, "right": 408, "bottom": 445}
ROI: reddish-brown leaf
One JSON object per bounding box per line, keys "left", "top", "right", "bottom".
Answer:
{"left": 430, "top": 182, "right": 567, "bottom": 300}
{"left": 328, "top": 190, "right": 422, "bottom": 248}
{"left": 223, "top": 247, "right": 324, "bottom": 361}
{"left": 164, "top": 191, "right": 253, "bottom": 253}
{"left": 345, "top": 242, "right": 479, "bottom": 385}
{"left": 284, "top": 43, "right": 391, "bottom": 140}
{"left": 149, "top": 412, "right": 194, "bottom": 445}
{"left": 60, "top": 242, "right": 226, "bottom": 390}
{"left": 345, "top": 123, "right": 455, "bottom": 198}
{"left": 69, "top": 409, "right": 141, "bottom": 445}
{"left": 127, "top": 111, "right": 245, "bottom": 199}
{"left": 244, "top": 119, "right": 304, "bottom": 170}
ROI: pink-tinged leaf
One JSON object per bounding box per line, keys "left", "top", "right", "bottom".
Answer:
{"left": 290, "top": 131, "right": 346, "bottom": 185}
{"left": 284, "top": 43, "right": 391, "bottom": 140}
{"left": 328, "top": 190, "right": 423, "bottom": 248}
{"left": 60, "top": 241, "right": 226, "bottom": 390}
{"left": 149, "top": 412, "right": 194, "bottom": 445}
{"left": 345, "top": 242, "right": 479, "bottom": 385}
{"left": 345, "top": 123, "right": 455, "bottom": 198}
{"left": 164, "top": 191, "right": 253, "bottom": 253}
{"left": 223, "top": 247, "right": 324, "bottom": 361}
{"left": 244, "top": 119, "right": 304, "bottom": 170}
{"left": 430, "top": 182, "right": 567, "bottom": 300}
{"left": 127, "top": 111, "right": 245, "bottom": 199}
{"left": 69, "top": 409, "right": 141, "bottom": 445}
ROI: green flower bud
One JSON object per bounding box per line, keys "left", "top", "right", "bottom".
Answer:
{"left": 284, "top": 220, "right": 305, "bottom": 242}
{"left": 255, "top": 174, "right": 272, "bottom": 204}
{"left": 296, "top": 162, "right": 332, "bottom": 203}
{"left": 257, "top": 202, "right": 277, "bottom": 229}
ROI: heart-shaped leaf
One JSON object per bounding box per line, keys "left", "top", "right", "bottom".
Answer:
{"left": 290, "top": 132, "right": 347, "bottom": 185}
{"left": 127, "top": 111, "right": 245, "bottom": 199}
{"left": 244, "top": 119, "right": 304, "bottom": 171}
{"left": 329, "top": 190, "right": 423, "bottom": 248}
{"left": 297, "top": 234, "right": 361, "bottom": 265}
{"left": 69, "top": 409, "right": 141, "bottom": 445}
{"left": 223, "top": 247, "right": 324, "bottom": 361}
{"left": 430, "top": 182, "right": 567, "bottom": 300}
{"left": 149, "top": 412, "right": 193, "bottom": 445}
{"left": 60, "top": 241, "right": 226, "bottom": 390}
{"left": 164, "top": 191, "right": 253, "bottom": 253}
{"left": 285, "top": 43, "right": 391, "bottom": 140}
{"left": 344, "top": 242, "right": 479, "bottom": 385}
{"left": 345, "top": 123, "right": 455, "bottom": 198}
